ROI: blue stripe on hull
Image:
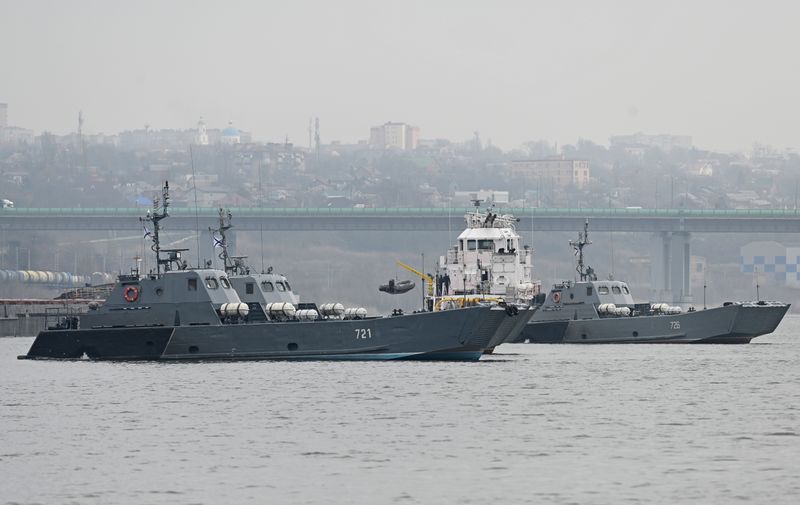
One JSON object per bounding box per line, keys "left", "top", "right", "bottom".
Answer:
{"left": 406, "top": 351, "right": 484, "bottom": 361}
{"left": 159, "top": 352, "right": 423, "bottom": 361}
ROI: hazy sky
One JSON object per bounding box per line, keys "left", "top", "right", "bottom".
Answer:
{"left": 1, "top": 0, "right": 798, "bottom": 151}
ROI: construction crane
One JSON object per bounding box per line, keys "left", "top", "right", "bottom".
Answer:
{"left": 396, "top": 261, "right": 434, "bottom": 297}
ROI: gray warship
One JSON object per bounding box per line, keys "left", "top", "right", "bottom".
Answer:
{"left": 209, "top": 207, "right": 533, "bottom": 355}
{"left": 439, "top": 206, "right": 789, "bottom": 344}
{"left": 18, "top": 183, "right": 518, "bottom": 362}
{"left": 516, "top": 220, "right": 790, "bottom": 344}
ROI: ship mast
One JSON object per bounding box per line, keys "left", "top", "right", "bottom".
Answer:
{"left": 140, "top": 181, "right": 170, "bottom": 275}
{"left": 570, "top": 219, "right": 592, "bottom": 282}
{"left": 210, "top": 208, "right": 248, "bottom": 275}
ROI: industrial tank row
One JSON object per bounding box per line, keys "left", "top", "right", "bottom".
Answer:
{"left": 0, "top": 270, "right": 116, "bottom": 287}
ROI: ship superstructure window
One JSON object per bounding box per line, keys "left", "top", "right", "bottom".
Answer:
{"left": 598, "top": 285, "right": 609, "bottom": 295}
{"left": 245, "top": 283, "right": 254, "bottom": 294}
{"left": 220, "top": 277, "right": 231, "bottom": 289}
{"left": 206, "top": 277, "right": 219, "bottom": 289}
{"left": 622, "top": 285, "right": 630, "bottom": 294}
{"left": 284, "top": 281, "right": 292, "bottom": 291}
{"left": 467, "top": 240, "right": 477, "bottom": 251}
{"left": 587, "top": 287, "right": 593, "bottom": 296}
{"left": 188, "top": 278, "right": 197, "bottom": 291}
{"left": 460, "top": 240, "right": 464, "bottom": 251}
{"left": 262, "top": 281, "right": 274, "bottom": 292}
{"left": 477, "top": 240, "right": 494, "bottom": 251}
{"left": 276, "top": 281, "right": 286, "bottom": 292}
{"left": 612, "top": 286, "right": 621, "bottom": 295}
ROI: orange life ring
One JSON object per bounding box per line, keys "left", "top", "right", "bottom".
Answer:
{"left": 552, "top": 291, "right": 561, "bottom": 303}
{"left": 123, "top": 286, "right": 140, "bottom": 302}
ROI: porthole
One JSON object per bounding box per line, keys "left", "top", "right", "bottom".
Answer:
{"left": 632, "top": 331, "right": 639, "bottom": 337}
{"left": 570, "top": 293, "right": 574, "bottom": 300}
{"left": 189, "top": 346, "right": 199, "bottom": 354}
{"left": 287, "top": 343, "right": 298, "bottom": 351}
{"left": 581, "top": 334, "right": 587, "bottom": 340}
{"left": 146, "top": 340, "right": 154, "bottom": 346}
{"left": 155, "top": 287, "right": 163, "bottom": 296}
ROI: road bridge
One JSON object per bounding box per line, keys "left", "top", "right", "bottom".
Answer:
{"left": 2, "top": 207, "right": 800, "bottom": 304}
{"left": 2, "top": 206, "right": 800, "bottom": 233}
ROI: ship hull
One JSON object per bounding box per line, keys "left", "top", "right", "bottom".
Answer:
{"left": 515, "top": 302, "right": 789, "bottom": 344}
{"left": 19, "top": 306, "right": 507, "bottom": 361}
{"left": 485, "top": 305, "right": 537, "bottom": 351}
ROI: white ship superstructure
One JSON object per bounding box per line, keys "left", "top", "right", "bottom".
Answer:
{"left": 438, "top": 204, "right": 541, "bottom": 304}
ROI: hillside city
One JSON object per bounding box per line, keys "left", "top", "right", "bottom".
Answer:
{"left": 2, "top": 102, "right": 799, "bottom": 212}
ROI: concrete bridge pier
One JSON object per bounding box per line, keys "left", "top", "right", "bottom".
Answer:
{"left": 649, "top": 231, "right": 693, "bottom": 305}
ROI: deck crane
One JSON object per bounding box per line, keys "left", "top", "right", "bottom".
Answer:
{"left": 396, "top": 261, "right": 434, "bottom": 297}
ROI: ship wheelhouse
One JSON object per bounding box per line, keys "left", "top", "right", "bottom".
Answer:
{"left": 438, "top": 207, "right": 540, "bottom": 303}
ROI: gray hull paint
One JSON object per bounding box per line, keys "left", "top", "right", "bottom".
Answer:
{"left": 21, "top": 306, "right": 509, "bottom": 361}
{"left": 518, "top": 303, "right": 790, "bottom": 344}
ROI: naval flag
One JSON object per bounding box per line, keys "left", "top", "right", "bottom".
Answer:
{"left": 212, "top": 233, "right": 224, "bottom": 250}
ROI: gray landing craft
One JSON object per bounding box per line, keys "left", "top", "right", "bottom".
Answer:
{"left": 439, "top": 205, "right": 789, "bottom": 344}
{"left": 208, "top": 207, "right": 531, "bottom": 355}
{"left": 19, "top": 183, "right": 520, "bottom": 362}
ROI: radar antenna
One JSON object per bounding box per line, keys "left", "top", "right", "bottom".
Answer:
{"left": 570, "top": 219, "right": 596, "bottom": 282}
{"left": 140, "top": 181, "right": 173, "bottom": 275}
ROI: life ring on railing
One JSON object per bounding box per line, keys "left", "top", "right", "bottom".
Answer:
{"left": 552, "top": 291, "right": 561, "bottom": 304}
{"left": 123, "top": 286, "right": 140, "bottom": 303}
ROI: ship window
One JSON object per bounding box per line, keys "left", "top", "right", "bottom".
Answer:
{"left": 598, "top": 286, "right": 609, "bottom": 295}
{"left": 587, "top": 287, "right": 593, "bottom": 296}
{"left": 467, "top": 240, "right": 477, "bottom": 251}
{"left": 188, "top": 278, "right": 197, "bottom": 291}
{"left": 612, "top": 286, "right": 621, "bottom": 295}
{"left": 262, "top": 281, "right": 274, "bottom": 292}
{"left": 284, "top": 281, "right": 292, "bottom": 291}
{"left": 477, "top": 240, "right": 494, "bottom": 251}
{"left": 206, "top": 277, "right": 219, "bottom": 289}
{"left": 220, "top": 277, "right": 231, "bottom": 289}
{"left": 460, "top": 240, "right": 464, "bottom": 251}
{"left": 245, "top": 283, "right": 254, "bottom": 294}
{"left": 276, "top": 281, "right": 287, "bottom": 292}
{"left": 622, "top": 286, "right": 630, "bottom": 294}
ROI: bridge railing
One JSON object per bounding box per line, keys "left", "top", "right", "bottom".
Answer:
{"left": 2, "top": 207, "right": 799, "bottom": 218}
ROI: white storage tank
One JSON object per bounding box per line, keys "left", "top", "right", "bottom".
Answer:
{"left": 266, "top": 302, "right": 296, "bottom": 318}
{"left": 344, "top": 307, "right": 368, "bottom": 320}
{"left": 296, "top": 309, "right": 319, "bottom": 321}
{"left": 319, "top": 303, "right": 345, "bottom": 317}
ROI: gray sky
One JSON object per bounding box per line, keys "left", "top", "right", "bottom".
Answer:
{"left": 1, "top": 0, "right": 798, "bottom": 151}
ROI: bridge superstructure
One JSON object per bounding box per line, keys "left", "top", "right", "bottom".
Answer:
{"left": 2, "top": 206, "right": 800, "bottom": 232}
{"left": 2, "top": 207, "right": 799, "bottom": 303}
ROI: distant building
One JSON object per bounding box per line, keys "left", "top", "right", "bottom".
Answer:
{"left": 369, "top": 122, "right": 419, "bottom": 150}
{"left": 0, "top": 126, "right": 35, "bottom": 146}
{"left": 118, "top": 128, "right": 196, "bottom": 151}
{"left": 610, "top": 132, "right": 692, "bottom": 152}
{"left": 195, "top": 117, "right": 209, "bottom": 145}
{"left": 0, "top": 103, "right": 7, "bottom": 129}
{"left": 220, "top": 121, "right": 241, "bottom": 145}
{"left": 741, "top": 241, "right": 800, "bottom": 289}
{"left": 509, "top": 157, "right": 590, "bottom": 188}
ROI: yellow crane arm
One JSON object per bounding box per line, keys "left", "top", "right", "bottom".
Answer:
{"left": 396, "top": 260, "right": 434, "bottom": 296}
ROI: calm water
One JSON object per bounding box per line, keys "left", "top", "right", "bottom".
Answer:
{"left": 2, "top": 318, "right": 799, "bottom": 505}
